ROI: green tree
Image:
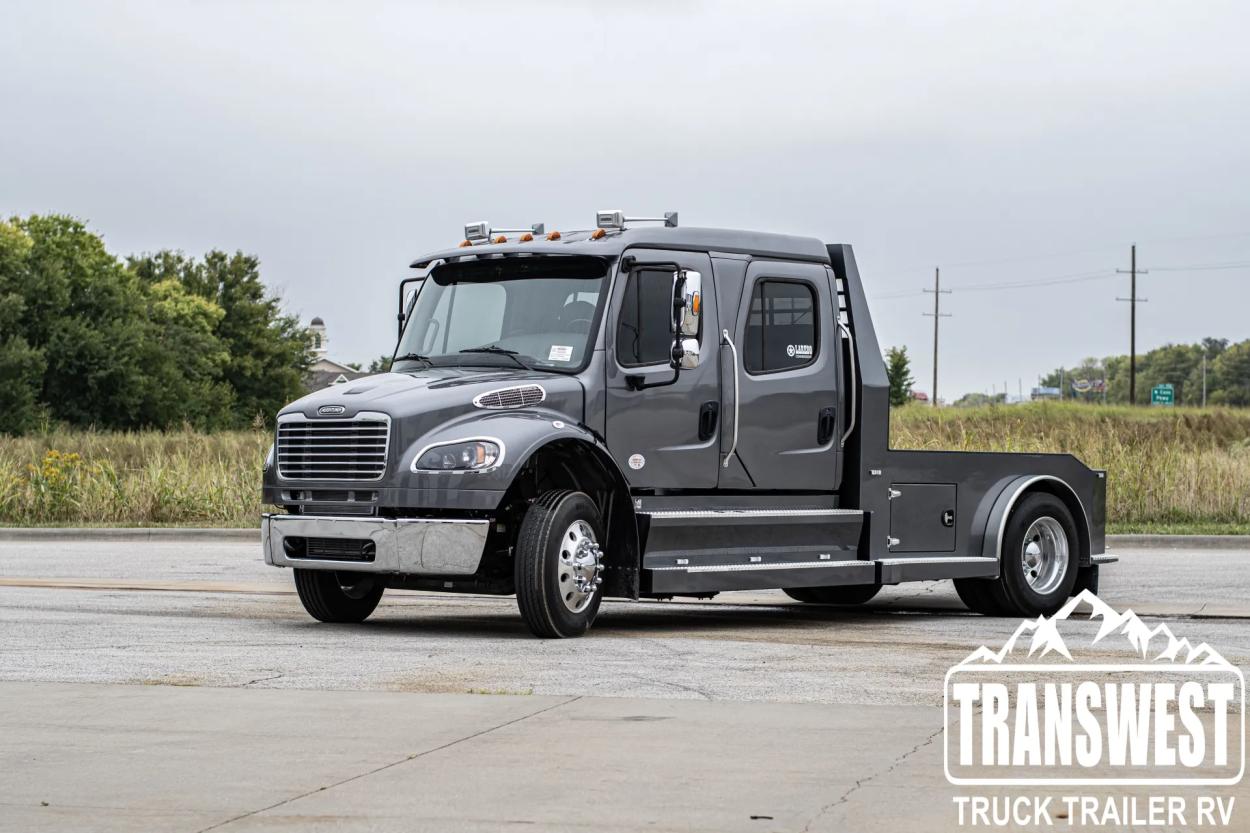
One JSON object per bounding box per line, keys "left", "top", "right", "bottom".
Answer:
{"left": 368, "top": 354, "right": 393, "bottom": 373}
{"left": 1, "top": 215, "right": 152, "bottom": 428}
{"left": 129, "top": 250, "right": 312, "bottom": 425}
{"left": 1211, "top": 342, "right": 1250, "bottom": 406}
{"left": 885, "top": 346, "right": 915, "bottom": 407}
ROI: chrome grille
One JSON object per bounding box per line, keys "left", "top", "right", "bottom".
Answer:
{"left": 276, "top": 417, "right": 389, "bottom": 481}
{"left": 473, "top": 384, "right": 546, "bottom": 410}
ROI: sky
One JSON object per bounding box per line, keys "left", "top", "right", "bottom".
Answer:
{"left": 3, "top": 0, "right": 1249, "bottom": 400}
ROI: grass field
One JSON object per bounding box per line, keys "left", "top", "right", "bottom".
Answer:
{"left": 1, "top": 403, "right": 1248, "bottom": 532}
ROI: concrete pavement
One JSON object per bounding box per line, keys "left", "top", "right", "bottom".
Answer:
{"left": 1, "top": 537, "right": 1248, "bottom": 831}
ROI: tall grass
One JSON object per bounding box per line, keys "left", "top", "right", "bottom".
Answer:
{"left": 892, "top": 403, "right": 1250, "bottom": 532}
{"left": 1, "top": 404, "right": 1248, "bottom": 531}
{"left": 0, "top": 428, "right": 269, "bottom": 527}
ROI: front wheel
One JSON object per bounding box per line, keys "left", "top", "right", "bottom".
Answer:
{"left": 515, "top": 490, "right": 606, "bottom": 638}
{"left": 293, "top": 569, "right": 384, "bottom": 623}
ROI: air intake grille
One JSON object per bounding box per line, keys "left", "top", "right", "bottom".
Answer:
{"left": 473, "top": 384, "right": 546, "bottom": 410}
{"left": 277, "top": 418, "right": 389, "bottom": 481}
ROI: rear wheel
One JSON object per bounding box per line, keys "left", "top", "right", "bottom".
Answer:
{"left": 784, "top": 584, "right": 882, "bottom": 605}
{"left": 515, "top": 490, "right": 605, "bottom": 638}
{"left": 293, "top": 569, "right": 384, "bottom": 623}
{"left": 960, "top": 493, "right": 1079, "bottom": 618}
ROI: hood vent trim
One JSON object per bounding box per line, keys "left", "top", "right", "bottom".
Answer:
{"left": 473, "top": 384, "right": 547, "bottom": 410}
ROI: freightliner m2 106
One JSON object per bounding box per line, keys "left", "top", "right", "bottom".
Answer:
{"left": 262, "top": 212, "right": 1115, "bottom": 637}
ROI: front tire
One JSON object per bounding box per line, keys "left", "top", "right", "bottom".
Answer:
{"left": 293, "top": 569, "right": 384, "bottom": 623}
{"left": 515, "top": 490, "right": 606, "bottom": 638}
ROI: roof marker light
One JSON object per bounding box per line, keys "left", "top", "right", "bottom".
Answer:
{"left": 590, "top": 228, "right": 606, "bottom": 240}
{"left": 492, "top": 235, "right": 508, "bottom": 244}
{"left": 546, "top": 230, "right": 562, "bottom": 241}
{"left": 458, "top": 239, "right": 473, "bottom": 248}
{"left": 519, "top": 232, "right": 533, "bottom": 242}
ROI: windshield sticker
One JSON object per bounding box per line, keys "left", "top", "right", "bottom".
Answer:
{"left": 548, "top": 345, "right": 573, "bottom": 362}
{"left": 786, "top": 344, "right": 813, "bottom": 359}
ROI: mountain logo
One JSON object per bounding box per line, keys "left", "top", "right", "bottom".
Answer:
{"left": 944, "top": 591, "right": 1245, "bottom": 786}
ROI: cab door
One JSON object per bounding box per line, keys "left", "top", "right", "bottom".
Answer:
{"left": 605, "top": 249, "right": 720, "bottom": 488}
{"left": 720, "top": 260, "right": 840, "bottom": 490}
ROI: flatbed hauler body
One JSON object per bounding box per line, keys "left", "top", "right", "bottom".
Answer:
{"left": 262, "top": 213, "right": 1113, "bottom": 637}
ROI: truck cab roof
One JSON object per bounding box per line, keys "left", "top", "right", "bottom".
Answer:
{"left": 410, "top": 225, "right": 834, "bottom": 269}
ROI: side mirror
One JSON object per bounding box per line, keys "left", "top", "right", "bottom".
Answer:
{"left": 678, "top": 269, "right": 701, "bottom": 337}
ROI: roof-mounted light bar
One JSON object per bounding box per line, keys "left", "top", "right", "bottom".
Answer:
{"left": 595, "top": 210, "right": 678, "bottom": 231}
{"left": 462, "top": 221, "right": 546, "bottom": 245}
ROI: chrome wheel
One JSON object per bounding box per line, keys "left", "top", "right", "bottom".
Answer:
{"left": 557, "top": 520, "right": 602, "bottom": 613}
{"left": 1021, "top": 516, "right": 1068, "bottom": 595}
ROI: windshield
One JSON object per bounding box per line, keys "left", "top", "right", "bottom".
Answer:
{"left": 394, "top": 255, "right": 608, "bottom": 372}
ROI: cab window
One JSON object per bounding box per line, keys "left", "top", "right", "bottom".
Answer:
{"left": 744, "top": 279, "right": 818, "bottom": 374}
{"left": 616, "top": 269, "right": 674, "bottom": 367}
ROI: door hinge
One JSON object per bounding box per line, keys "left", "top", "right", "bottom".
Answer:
{"left": 888, "top": 488, "right": 902, "bottom": 500}
{"left": 887, "top": 536, "right": 901, "bottom": 548}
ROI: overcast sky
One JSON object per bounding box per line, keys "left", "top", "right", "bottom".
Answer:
{"left": 4, "top": 1, "right": 1248, "bottom": 399}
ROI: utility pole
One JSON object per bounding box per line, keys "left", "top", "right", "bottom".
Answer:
{"left": 923, "top": 267, "right": 951, "bottom": 407}
{"left": 1116, "top": 244, "right": 1149, "bottom": 405}
{"left": 1202, "top": 352, "right": 1208, "bottom": 407}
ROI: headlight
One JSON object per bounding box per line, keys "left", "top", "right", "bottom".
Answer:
{"left": 263, "top": 444, "right": 275, "bottom": 472}
{"left": 412, "top": 439, "right": 502, "bottom": 472}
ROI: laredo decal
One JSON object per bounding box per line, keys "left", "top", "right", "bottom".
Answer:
{"left": 786, "top": 344, "right": 813, "bottom": 359}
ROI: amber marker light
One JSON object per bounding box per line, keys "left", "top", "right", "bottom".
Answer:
{"left": 458, "top": 240, "right": 473, "bottom": 248}
{"left": 492, "top": 235, "right": 508, "bottom": 244}
{"left": 546, "top": 230, "right": 561, "bottom": 241}
{"left": 590, "top": 228, "right": 606, "bottom": 240}
{"left": 519, "top": 232, "right": 534, "bottom": 242}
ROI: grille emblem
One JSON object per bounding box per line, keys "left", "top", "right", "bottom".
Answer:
{"left": 318, "top": 405, "right": 346, "bottom": 415}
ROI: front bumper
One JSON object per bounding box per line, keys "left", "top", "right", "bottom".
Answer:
{"left": 261, "top": 513, "right": 489, "bottom": 575}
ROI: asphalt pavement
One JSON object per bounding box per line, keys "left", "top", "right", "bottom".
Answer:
{"left": 1, "top": 536, "right": 1247, "bottom": 831}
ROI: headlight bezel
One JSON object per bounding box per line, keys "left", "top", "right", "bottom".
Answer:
{"left": 411, "top": 437, "right": 505, "bottom": 473}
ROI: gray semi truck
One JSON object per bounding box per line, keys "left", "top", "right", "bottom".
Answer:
{"left": 261, "top": 211, "right": 1115, "bottom": 638}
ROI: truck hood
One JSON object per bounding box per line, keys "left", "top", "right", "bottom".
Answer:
{"left": 278, "top": 368, "right": 586, "bottom": 457}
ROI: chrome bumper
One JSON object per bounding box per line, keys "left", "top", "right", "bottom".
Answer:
{"left": 262, "top": 513, "right": 489, "bottom": 575}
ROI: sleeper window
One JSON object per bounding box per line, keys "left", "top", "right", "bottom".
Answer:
{"left": 744, "top": 280, "right": 817, "bottom": 374}
{"left": 616, "top": 269, "right": 675, "bottom": 366}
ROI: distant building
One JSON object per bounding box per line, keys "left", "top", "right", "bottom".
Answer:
{"left": 305, "top": 317, "right": 369, "bottom": 392}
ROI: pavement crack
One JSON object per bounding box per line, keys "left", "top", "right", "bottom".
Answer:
{"left": 194, "top": 695, "right": 581, "bottom": 832}
{"left": 801, "top": 726, "right": 943, "bottom": 832}
{"left": 238, "top": 672, "right": 283, "bottom": 687}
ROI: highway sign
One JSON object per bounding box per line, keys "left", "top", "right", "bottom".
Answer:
{"left": 1151, "top": 384, "right": 1175, "bottom": 406}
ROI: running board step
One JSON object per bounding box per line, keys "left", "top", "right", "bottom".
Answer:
{"left": 638, "top": 503, "right": 866, "bottom": 594}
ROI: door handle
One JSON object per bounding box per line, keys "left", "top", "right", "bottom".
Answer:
{"left": 817, "top": 406, "right": 837, "bottom": 446}
{"left": 698, "top": 401, "right": 719, "bottom": 441}
{"left": 721, "top": 330, "right": 739, "bottom": 468}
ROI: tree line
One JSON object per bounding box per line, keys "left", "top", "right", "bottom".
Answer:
{"left": 0, "top": 215, "right": 311, "bottom": 435}
{"left": 1039, "top": 338, "right": 1250, "bottom": 406}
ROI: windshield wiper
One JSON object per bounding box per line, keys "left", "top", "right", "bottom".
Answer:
{"left": 459, "top": 345, "right": 531, "bottom": 370}
{"left": 392, "top": 352, "right": 433, "bottom": 367}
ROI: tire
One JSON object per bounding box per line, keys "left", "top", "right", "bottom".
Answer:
{"left": 293, "top": 569, "right": 385, "bottom": 623}
{"left": 982, "top": 493, "right": 1080, "bottom": 618}
{"left": 515, "top": 490, "right": 606, "bottom": 638}
{"left": 783, "top": 584, "right": 882, "bottom": 605}
{"left": 953, "top": 577, "right": 1010, "bottom": 616}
